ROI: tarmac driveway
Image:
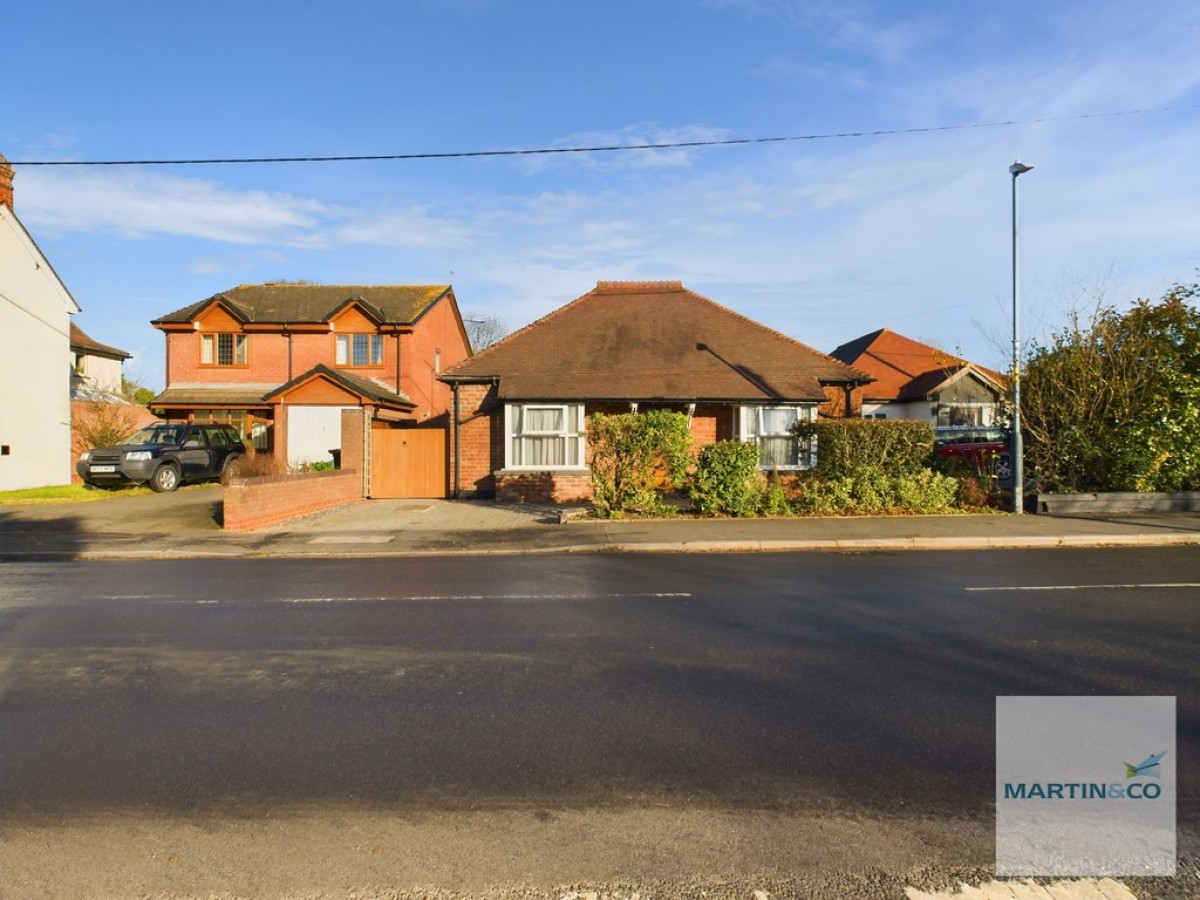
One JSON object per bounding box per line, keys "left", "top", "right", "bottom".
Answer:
{"left": 0, "top": 484, "right": 224, "bottom": 535}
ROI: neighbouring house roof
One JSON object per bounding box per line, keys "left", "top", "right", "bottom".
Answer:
{"left": 443, "top": 281, "right": 871, "bottom": 402}
{"left": 70, "top": 323, "right": 131, "bottom": 361}
{"left": 829, "top": 328, "right": 1004, "bottom": 402}
{"left": 152, "top": 283, "right": 452, "bottom": 326}
{"left": 263, "top": 364, "right": 415, "bottom": 408}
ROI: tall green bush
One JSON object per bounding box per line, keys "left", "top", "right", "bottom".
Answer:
{"left": 689, "top": 440, "right": 767, "bottom": 516}
{"left": 587, "top": 411, "right": 692, "bottom": 517}
{"left": 1022, "top": 285, "right": 1200, "bottom": 492}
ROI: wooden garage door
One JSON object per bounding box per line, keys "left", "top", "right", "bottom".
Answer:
{"left": 370, "top": 429, "right": 447, "bottom": 498}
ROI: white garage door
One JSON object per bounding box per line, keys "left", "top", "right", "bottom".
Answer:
{"left": 287, "top": 406, "right": 355, "bottom": 467}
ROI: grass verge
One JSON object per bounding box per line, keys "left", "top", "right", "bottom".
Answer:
{"left": 0, "top": 484, "right": 152, "bottom": 505}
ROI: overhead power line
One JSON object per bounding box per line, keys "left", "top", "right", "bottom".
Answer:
{"left": 6, "top": 104, "right": 1196, "bottom": 167}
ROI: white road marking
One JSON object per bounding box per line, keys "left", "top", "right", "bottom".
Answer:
{"left": 966, "top": 582, "right": 1200, "bottom": 592}
{"left": 264, "top": 592, "right": 692, "bottom": 603}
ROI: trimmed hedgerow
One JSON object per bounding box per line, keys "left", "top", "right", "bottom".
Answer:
{"left": 793, "top": 418, "right": 936, "bottom": 478}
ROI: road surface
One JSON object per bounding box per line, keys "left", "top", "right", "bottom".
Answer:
{"left": 0, "top": 548, "right": 1195, "bottom": 898}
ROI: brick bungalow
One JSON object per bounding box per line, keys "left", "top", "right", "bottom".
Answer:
{"left": 439, "top": 281, "right": 872, "bottom": 502}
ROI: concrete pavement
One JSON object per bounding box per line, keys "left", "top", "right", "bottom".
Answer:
{"left": 2, "top": 484, "right": 1200, "bottom": 559}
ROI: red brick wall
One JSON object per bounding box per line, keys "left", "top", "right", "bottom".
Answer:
{"left": 449, "top": 381, "right": 503, "bottom": 496}
{"left": 339, "top": 409, "right": 369, "bottom": 495}
{"left": 222, "top": 469, "right": 361, "bottom": 532}
{"left": 404, "top": 296, "right": 471, "bottom": 421}
{"left": 495, "top": 471, "right": 593, "bottom": 503}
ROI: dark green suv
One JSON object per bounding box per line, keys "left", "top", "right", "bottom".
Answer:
{"left": 77, "top": 422, "right": 248, "bottom": 492}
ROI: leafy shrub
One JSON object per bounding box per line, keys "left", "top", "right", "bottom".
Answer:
{"left": 793, "top": 419, "right": 936, "bottom": 478}
{"left": 690, "top": 441, "right": 767, "bottom": 516}
{"left": 956, "top": 476, "right": 990, "bottom": 508}
{"left": 792, "top": 470, "right": 959, "bottom": 515}
{"left": 587, "top": 411, "right": 693, "bottom": 517}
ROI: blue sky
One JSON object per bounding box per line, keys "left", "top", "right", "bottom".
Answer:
{"left": 6, "top": 0, "right": 1200, "bottom": 390}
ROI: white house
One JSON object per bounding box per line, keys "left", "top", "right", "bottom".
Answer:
{"left": 71, "top": 322, "right": 131, "bottom": 399}
{"left": 0, "top": 154, "right": 82, "bottom": 490}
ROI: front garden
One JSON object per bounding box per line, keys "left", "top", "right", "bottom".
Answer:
{"left": 586, "top": 412, "right": 996, "bottom": 519}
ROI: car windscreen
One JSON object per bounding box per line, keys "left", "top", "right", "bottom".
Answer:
{"left": 121, "top": 426, "right": 183, "bottom": 446}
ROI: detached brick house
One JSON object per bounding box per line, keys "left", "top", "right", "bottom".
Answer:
{"left": 151, "top": 283, "right": 470, "bottom": 467}
{"left": 440, "top": 281, "right": 871, "bottom": 502}
{"left": 829, "top": 328, "right": 1006, "bottom": 426}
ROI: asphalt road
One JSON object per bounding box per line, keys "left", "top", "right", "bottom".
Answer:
{"left": 0, "top": 549, "right": 1196, "bottom": 898}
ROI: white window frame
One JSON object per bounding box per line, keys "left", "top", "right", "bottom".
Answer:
{"left": 200, "top": 333, "right": 248, "bottom": 366}
{"left": 738, "top": 404, "right": 815, "bottom": 470}
{"left": 504, "top": 403, "right": 587, "bottom": 470}
{"left": 335, "top": 333, "right": 383, "bottom": 367}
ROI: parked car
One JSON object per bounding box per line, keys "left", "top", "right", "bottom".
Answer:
{"left": 77, "top": 422, "right": 248, "bottom": 492}
{"left": 934, "top": 426, "right": 1012, "bottom": 481}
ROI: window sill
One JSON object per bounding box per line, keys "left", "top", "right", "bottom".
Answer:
{"left": 497, "top": 467, "right": 589, "bottom": 475}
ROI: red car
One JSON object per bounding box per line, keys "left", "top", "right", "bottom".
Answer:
{"left": 934, "top": 426, "right": 1012, "bottom": 481}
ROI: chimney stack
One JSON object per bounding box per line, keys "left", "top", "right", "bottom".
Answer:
{"left": 0, "top": 154, "right": 13, "bottom": 211}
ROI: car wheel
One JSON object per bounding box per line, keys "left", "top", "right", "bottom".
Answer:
{"left": 220, "top": 454, "right": 245, "bottom": 484}
{"left": 149, "top": 464, "right": 181, "bottom": 492}
{"left": 995, "top": 455, "right": 1013, "bottom": 481}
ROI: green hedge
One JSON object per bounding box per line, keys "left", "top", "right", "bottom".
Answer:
{"left": 792, "top": 470, "right": 960, "bottom": 515}
{"left": 793, "top": 419, "right": 936, "bottom": 478}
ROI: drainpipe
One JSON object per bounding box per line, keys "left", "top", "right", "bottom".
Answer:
{"left": 400, "top": 333, "right": 410, "bottom": 396}
{"left": 451, "top": 381, "right": 461, "bottom": 499}
{"left": 285, "top": 324, "right": 293, "bottom": 381}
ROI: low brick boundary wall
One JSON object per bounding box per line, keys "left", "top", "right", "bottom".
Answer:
{"left": 223, "top": 469, "right": 362, "bottom": 532}
{"left": 1037, "top": 490, "right": 1200, "bottom": 515}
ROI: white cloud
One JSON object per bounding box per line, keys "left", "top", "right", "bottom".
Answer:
{"left": 19, "top": 169, "right": 330, "bottom": 245}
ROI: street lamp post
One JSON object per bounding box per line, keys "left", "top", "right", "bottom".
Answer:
{"left": 1009, "top": 161, "right": 1033, "bottom": 514}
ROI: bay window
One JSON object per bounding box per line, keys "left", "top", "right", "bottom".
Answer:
{"left": 505, "top": 403, "right": 586, "bottom": 469}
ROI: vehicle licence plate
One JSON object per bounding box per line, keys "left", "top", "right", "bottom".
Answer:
{"left": 89, "top": 465, "right": 117, "bottom": 473}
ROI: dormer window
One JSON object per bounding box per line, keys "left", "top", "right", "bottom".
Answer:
{"left": 200, "top": 333, "right": 248, "bottom": 366}
{"left": 336, "top": 334, "right": 383, "bottom": 367}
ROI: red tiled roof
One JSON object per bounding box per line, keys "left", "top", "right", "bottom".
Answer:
{"left": 444, "top": 281, "right": 870, "bottom": 402}
{"left": 830, "top": 328, "right": 1005, "bottom": 401}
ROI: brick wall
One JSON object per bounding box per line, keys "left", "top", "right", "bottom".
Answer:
{"left": 495, "top": 471, "right": 593, "bottom": 504}
{"left": 339, "top": 408, "right": 369, "bottom": 495}
{"left": 449, "top": 381, "right": 503, "bottom": 496}
{"left": 404, "top": 295, "right": 471, "bottom": 421}
{"left": 222, "top": 469, "right": 361, "bottom": 532}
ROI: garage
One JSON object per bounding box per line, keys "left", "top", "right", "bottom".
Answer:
{"left": 286, "top": 405, "right": 356, "bottom": 467}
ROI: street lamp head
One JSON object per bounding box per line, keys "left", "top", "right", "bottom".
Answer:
{"left": 1010, "top": 161, "right": 1034, "bottom": 178}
